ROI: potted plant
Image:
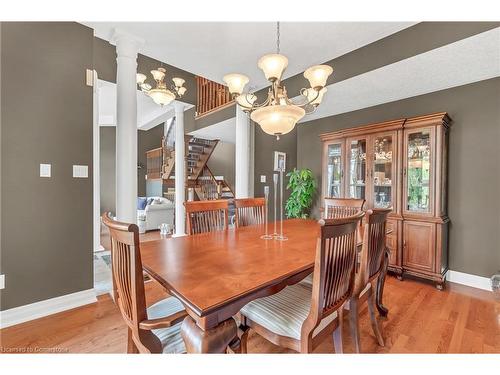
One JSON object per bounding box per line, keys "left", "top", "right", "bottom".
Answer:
{"left": 285, "top": 168, "right": 317, "bottom": 219}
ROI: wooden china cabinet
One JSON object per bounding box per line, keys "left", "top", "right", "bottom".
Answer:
{"left": 320, "top": 112, "right": 451, "bottom": 289}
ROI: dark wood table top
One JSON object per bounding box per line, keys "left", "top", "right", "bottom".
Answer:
{"left": 140, "top": 219, "right": 319, "bottom": 318}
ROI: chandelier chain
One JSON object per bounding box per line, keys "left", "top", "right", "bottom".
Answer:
{"left": 276, "top": 21, "right": 280, "bottom": 54}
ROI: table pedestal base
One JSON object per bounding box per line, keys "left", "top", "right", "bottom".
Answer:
{"left": 181, "top": 316, "right": 239, "bottom": 353}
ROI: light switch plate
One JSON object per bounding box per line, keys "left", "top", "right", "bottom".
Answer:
{"left": 86, "top": 69, "right": 94, "bottom": 87}
{"left": 73, "top": 165, "right": 88, "bottom": 178}
{"left": 260, "top": 175, "right": 267, "bottom": 183}
{"left": 40, "top": 164, "right": 51, "bottom": 178}
{"left": 0, "top": 274, "right": 5, "bottom": 290}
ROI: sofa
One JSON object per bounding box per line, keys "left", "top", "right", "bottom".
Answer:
{"left": 137, "top": 196, "right": 174, "bottom": 231}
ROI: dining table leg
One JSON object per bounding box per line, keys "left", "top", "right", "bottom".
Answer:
{"left": 181, "top": 315, "right": 239, "bottom": 353}
{"left": 375, "top": 248, "right": 390, "bottom": 317}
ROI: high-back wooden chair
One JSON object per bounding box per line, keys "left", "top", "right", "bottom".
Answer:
{"left": 239, "top": 212, "right": 365, "bottom": 353}
{"left": 102, "top": 213, "right": 187, "bottom": 354}
{"left": 323, "top": 197, "right": 365, "bottom": 218}
{"left": 296, "top": 197, "right": 365, "bottom": 288}
{"left": 234, "top": 198, "right": 266, "bottom": 228}
{"left": 348, "top": 208, "right": 391, "bottom": 353}
{"left": 184, "top": 199, "right": 229, "bottom": 235}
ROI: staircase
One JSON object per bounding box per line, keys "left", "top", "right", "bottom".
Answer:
{"left": 160, "top": 119, "right": 234, "bottom": 201}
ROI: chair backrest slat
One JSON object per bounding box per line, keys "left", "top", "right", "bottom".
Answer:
{"left": 324, "top": 198, "right": 365, "bottom": 219}
{"left": 102, "top": 213, "right": 147, "bottom": 328}
{"left": 306, "top": 212, "right": 364, "bottom": 325}
{"left": 234, "top": 198, "right": 266, "bottom": 228}
{"left": 102, "top": 213, "right": 162, "bottom": 353}
{"left": 302, "top": 212, "right": 364, "bottom": 342}
{"left": 185, "top": 200, "right": 229, "bottom": 235}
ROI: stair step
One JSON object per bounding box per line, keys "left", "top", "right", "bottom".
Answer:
{"left": 189, "top": 141, "right": 210, "bottom": 148}
{"left": 189, "top": 146, "right": 205, "bottom": 154}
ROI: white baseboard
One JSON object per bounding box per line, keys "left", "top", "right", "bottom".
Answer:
{"left": 447, "top": 270, "right": 492, "bottom": 292}
{"left": 0, "top": 289, "right": 97, "bottom": 329}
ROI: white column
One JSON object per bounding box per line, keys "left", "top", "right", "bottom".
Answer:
{"left": 93, "top": 70, "right": 104, "bottom": 251}
{"left": 111, "top": 29, "right": 144, "bottom": 223}
{"left": 174, "top": 102, "right": 186, "bottom": 236}
{"left": 235, "top": 106, "right": 251, "bottom": 198}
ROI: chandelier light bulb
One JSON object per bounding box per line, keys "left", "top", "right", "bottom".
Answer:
{"left": 172, "top": 77, "right": 185, "bottom": 87}
{"left": 137, "top": 66, "right": 187, "bottom": 106}
{"left": 148, "top": 89, "right": 175, "bottom": 106}
{"left": 304, "top": 65, "right": 333, "bottom": 89}
{"left": 151, "top": 68, "right": 166, "bottom": 82}
{"left": 223, "top": 73, "right": 249, "bottom": 95}
{"left": 177, "top": 86, "right": 187, "bottom": 96}
{"left": 257, "top": 54, "right": 288, "bottom": 81}
{"left": 304, "top": 87, "right": 327, "bottom": 106}
{"left": 236, "top": 93, "right": 257, "bottom": 108}
{"left": 136, "top": 73, "right": 147, "bottom": 85}
{"left": 251, "top": 105, "right": 305, "bottom": 137}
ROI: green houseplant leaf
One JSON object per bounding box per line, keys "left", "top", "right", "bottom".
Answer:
{"left": 285, "top": 168, "right": 317, "bottom": 219}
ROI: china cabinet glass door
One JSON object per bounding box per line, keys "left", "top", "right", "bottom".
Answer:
{"left": 371, "top": 133, "right": 395, "bottom": 210}
{"left": 347, "top": 138, "right": 367, "bottom": 199}
{"left": 405, "top": 128, "right": 433, "bottom": 214}
{"left": 325, "top": 142, "right": 343, "bottom": 198}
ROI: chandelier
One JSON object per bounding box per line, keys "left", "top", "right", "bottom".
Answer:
{"left": 136, "top": 67, "right": 187, "bottom": 106}
{"left": 223, "top": 22, "right": 333, "bottom": 139}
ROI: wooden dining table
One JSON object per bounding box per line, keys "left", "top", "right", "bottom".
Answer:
{"left": 140, "top": 218, "right": 390, "bottom": 353}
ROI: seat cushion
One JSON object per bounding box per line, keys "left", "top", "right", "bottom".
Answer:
{"left": 147, "top": 297, "right": 186, "bottom": 354}
{"left": 299, "top": 274, "right": 313, "bottom": 286}
{"left": 240, "top": 283, "right": 337, "bottom": 340}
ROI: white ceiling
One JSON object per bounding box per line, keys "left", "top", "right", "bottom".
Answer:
{"left": 300, "top": 27, "right": 500, "bottom": 123}
{"left": 189, "top": 117, "right": 236, "bottom": 144}
{"left": 84, "top": 22, "right": 416, "bottom": 89}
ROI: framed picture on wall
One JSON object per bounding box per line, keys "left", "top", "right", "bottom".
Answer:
{"left": 274, "top": 151, "right": 286, "bottom": 172}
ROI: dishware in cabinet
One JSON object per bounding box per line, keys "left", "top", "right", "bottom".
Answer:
{"left": 322, "top": 140, "right": 345, "bottom": 199}
{"left": 346, "top": 136, "right": 368, "bottom": 201}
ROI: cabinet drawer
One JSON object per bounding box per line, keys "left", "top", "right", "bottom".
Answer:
{"left": 403, "top": 221, "right": 435, "bottom": 272}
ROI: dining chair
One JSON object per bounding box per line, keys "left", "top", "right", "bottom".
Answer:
{"left": 239, "top": 211, "right": 365, "bottom": 353}
{"left": 348, "top": 208, "right": 391, "bottom": 353}
{"left": 323, "top": 197, "right": 365, "bottom": 218}
{"left": 102, "top": 213, "right": 187, "bottom": 354}
{"left": 299, "top": 197, "right": 366, "bottom": 287}
{"left": 184, "top": 199, "right": 229, "bottom": 235}
{"left": 234, "top": 198, "right": 266, "bottom": 228}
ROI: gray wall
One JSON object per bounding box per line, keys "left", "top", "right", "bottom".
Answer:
{"left": 294, "top": 78, "right": 500, "bottom": 278}
{"left": 100, "top": 124, "right": 165, "bottom": 214}
{"left": 207, "top": 141, "right": 236, "bottom": 192}
{"left": 1, "top": 22, "right": 94, "bottom": 310}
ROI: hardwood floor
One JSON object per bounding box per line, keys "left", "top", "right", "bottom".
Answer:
{"left": 1, "top": 277, "right": 499, "bottom": 353}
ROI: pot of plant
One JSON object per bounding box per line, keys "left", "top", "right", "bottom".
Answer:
{"left": 285, "top": 168, "right": 317, "bottom": 219}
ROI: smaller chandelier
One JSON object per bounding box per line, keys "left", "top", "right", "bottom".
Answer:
{"left": 136, "top": 67, "right": 187, "bottom": 106}
{"left": 223, "top": 22, "right": 333, "bottom": 139}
